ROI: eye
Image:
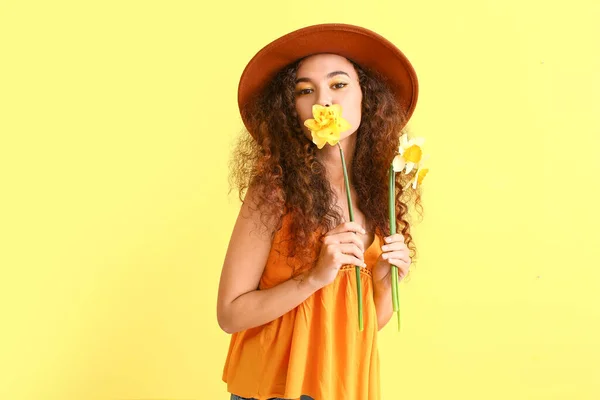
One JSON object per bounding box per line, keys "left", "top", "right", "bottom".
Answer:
{"left": 295, "top": 88, "right": 314, "bottom": 96}
{"left": 332, "top": 82, "right": 348, "bottom": 89}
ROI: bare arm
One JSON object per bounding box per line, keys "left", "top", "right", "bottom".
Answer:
{"left": 217, "top": 185, "right": 368, "bottom": 334}
{"left": 216, "top": 186, "right": 321, "bottom": 334}
{"left": 373, "top": 280, "right": 394, "bottom": 330}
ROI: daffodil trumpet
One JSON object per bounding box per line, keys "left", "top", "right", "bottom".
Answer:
{"left": 304, "top": 104, "right": 352, "bottom": 149}
{"left": 304, "top": 104, "right": 364, "bottom": 331}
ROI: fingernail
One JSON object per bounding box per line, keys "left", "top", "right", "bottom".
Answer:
{"left": 363, "top": 263, "right": 368, "bottom": 268}
{"left": 385, "top": 237, "right": 391, "bottom": 243}
{"left": 382, "top": 245, "right": 388, "bottom": 251}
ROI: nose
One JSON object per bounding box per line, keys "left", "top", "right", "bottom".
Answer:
{"left": 316, "top": 88, "right": 332, "bottom": 107}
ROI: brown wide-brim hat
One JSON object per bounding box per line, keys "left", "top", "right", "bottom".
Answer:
{"left": 238, "top": 23, "right": 419, "bottom": 138}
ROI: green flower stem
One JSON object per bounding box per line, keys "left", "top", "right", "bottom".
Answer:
{"left": 396, "top": 297, "right": 401, "bottom": 332}
{"left": 339, "top": 144, "right": 363, "bottom": 332}
{"left": 389, "top": 165, "right": 400, "bottom": 331}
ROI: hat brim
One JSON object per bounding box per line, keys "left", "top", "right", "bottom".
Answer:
{"left": 238, "top": 23, "right": 419, "bottom": 136}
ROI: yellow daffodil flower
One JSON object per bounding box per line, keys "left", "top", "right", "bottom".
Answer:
{"left": 304, "top": 104, "right": 352, "bottom": 149}
{"left": 389, "top": 132, "right": 430, "bottom": 332}
{"left": 397, "top": 133, "right": 425, "bottom": 173}
{"left": 394, "top": 134, "right": 430, "bottom": 190}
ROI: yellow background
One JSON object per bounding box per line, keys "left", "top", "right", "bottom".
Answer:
{"left": 1, "top": 0, "right": 599, "bottom": 399}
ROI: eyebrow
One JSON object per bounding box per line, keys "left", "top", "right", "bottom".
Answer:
{"left": 295, "top": 70, "right": 350, "bottom": 84}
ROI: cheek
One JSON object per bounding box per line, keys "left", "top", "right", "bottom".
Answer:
{"left": 346, "top": 93, "right": 363, "bottom": 130}
{"left": 295, "top": 99, "right": 312, "bottom": 137}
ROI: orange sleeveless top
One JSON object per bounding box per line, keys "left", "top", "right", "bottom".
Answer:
{"left": 222, "top": 214, "right": 383, "bottom": 400}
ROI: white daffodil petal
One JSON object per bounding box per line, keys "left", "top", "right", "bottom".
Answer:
{"left": 415, "top": 137, "right": 425, "bottom": 147}
{"left": 400, "top": 134, "right": 409, "bottom": 148}
{"left": 392, "top": 155, "right": 406, "bottom": 172}
{"left": 405, "top": 162, "right": 415, "bottom": 174}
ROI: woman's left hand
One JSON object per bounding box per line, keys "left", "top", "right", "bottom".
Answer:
{"left": 372, "top": 234, "right": 411, "bottom": 287}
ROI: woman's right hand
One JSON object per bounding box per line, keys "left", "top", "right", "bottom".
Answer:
{"left": 309, "top": 221, "right": 367, "bottom": 290}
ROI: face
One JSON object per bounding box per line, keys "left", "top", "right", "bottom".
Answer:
{"left": 294, "top": 53, "right": 363, "bottom": 142}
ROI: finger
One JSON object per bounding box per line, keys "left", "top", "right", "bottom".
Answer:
{"left": 382, "top": 251, "right": 410, "bottom": 264}
{"left": 323, "top": 232, "right": 365, "bottom": 252}
{"left": 381, "top": 241, "right": 408, "bottom": 252}
{"left": 337, "top": 243, "right": 365, "bottom": 263}
{"left": 396, "top": 264, "right": 410, "bottom": 279}
{"left": 338, "top": 254, "right": 367, "bottom": 269}
{"left": 388, "top": 263, "right": 409, "bottom": 281}
{"left": 388, "top": 258, "right": 411, "bottom": 269}
{"left": 325, "top": 221, "right": 366, "bottom": 236}
{"left": 383, "top": 233, "right": 405, "bottom": 244}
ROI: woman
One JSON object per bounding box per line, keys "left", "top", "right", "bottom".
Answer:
{"left": 217, "top": 23, "right": 422, "bottom": 400}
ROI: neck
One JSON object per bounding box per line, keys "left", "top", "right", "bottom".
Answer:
{"left": 316, "top": 135, "right": 357, "bottom": 193}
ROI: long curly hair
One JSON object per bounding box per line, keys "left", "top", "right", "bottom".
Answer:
{"left": 230, "top": 57, "right": 423, "bottom": 276}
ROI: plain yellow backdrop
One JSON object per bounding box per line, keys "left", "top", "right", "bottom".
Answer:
{"left": 1, "top": 0, "right": 599, "bottom": 399}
